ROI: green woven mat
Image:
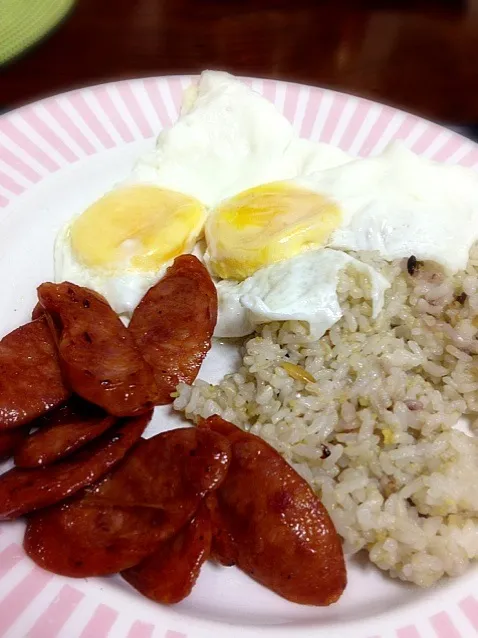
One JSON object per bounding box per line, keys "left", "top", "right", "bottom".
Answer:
{"left": 0, "top": 0, "right": 76, "bottom": 65}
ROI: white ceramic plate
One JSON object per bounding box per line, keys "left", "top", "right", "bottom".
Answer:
{"left": 1, "top": 76, "right": 478, "bottom": 638}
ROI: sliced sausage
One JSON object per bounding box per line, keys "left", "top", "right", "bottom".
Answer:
{"left": 25, "top": 427, "right": 230, "bottom": 577}
{"left": 15, "top": 398, "right": 116, "bottom": 468}
{"left": 37, "top": 282, "right": 158, "bottom": 416}
{"left": 31, "top": 303, "right": 43, "bottom": 320}
{"left": 122, "top": 501, "right": 212, "bottom": 604}
{"left": 201, "top": 415, "right": 347, "bottom": 606}
{"left": 0, "top": 318, "right": 70, "bottom": 430}
{"left": 129, "top": 255, "right": 217, "bottom": 404}
{"left": 87, "top": 427, "right": 231, "bottom": 510}
{"left": 0, "top": 429, "right": 28, "bottom": 462}
{"left": 24, "top": 500, "right": 188, "bottom": 578}
{"left": 0, "top": 411, "right": 151, "bottom": 519}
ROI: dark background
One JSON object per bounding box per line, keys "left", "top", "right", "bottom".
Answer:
{"left": 2, "top": 0, "right": 478, "bottom": 132}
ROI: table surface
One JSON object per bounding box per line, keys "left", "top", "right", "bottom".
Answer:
{"left": 2, "top": 0, "right": 478, "bottom": 123}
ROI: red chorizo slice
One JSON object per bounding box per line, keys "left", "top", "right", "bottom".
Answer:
{"left": 88, "top": 427, "right": 231, "bottom": 510}
{"left": 0, "top": 411, "right": 151, "bottom": 519}
{"left": 37, "top": 282, "right": 158, "bottom": 416}
{"left": 0, "top": 429, "right": 28, "bottom": 462}
{"left": 31, "top": 303, "right": 43, "bottom": 320}
{"left": 205, "top": 493, "right": 238, "bottom": 567}
{"left": 15, "top": 398, "right": 116, "bottom": 468}
{"left": 129, "top": 255, "right": 217, "bottom": 404}
{"left": 0, "top": 318, "right": 70, "bottom": 430}
{"left": 201, "top": 415, "right": 347, "bottom": 606}
{"left": 24, "top": 500, "right": 189, "bottom": 577}
{"left": 122, "top": 501, "right": 212, "bottom": 604}
{"left": 24, "top": 427, "right": 230, "bottom": 577}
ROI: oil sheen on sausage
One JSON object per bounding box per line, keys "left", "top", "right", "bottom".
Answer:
{"left": 0, "top": 318, "right": 69, "bottom": 429}
{"left": 24, "top": 427, "right": 230, "bottom": 577}
{"left": 37, "top": 282, "right": 158, "bottom": 416}
{"left": 15, "top": 398, "right": 116, "bottom": 468}
{"left": 122, "top": 501, "right": 212, "bottom": 604}
{"left": 202, "top": 415, "right": 347, "bottom": 606}
{"left": 129, "top": 255, "right": 217, "bottom": 404}
{"left": 0, "top": 411, "right": 151, "bottom": 519}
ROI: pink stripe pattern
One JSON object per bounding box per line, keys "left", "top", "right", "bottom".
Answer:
{"left": 0, "top": 119, "right": 59, "bottom": 171}
{"left": 68, "top": 93, "right": 115, "bottom": 149}
{"left": 0, "top": 566, "right": 54, "bottom": 634}
{"left": 168, "top": 78, "right": 186, "bottom": 113}
{"left": 283, "top": 84, "right": 301, "bottom": 125}
{"left": 143, "top": 79, "right": 173, "bottom": 127}
{"left": 411, "top": 126, "right": 442, "bottom": 155}
{"left": 127, "top": 620, "right": 155, "bottom": 638}
{"left": 94, "top": 86, "right": 134, "bottom": 143}
{"left": 459, "top": 595, "right": 478, "bottom": 630}
{"left": 79, "top": 603, "right": 118, "bottom": 638}
{"left": 431, "top": 135, "right": 464, "bottom": 162}
{"left": 0, "top": 194, "right": 9, "bottom": 207}
{"left": 261, "top": 80, "right": 277, "bottom": 105}
{"left": 0, "top": 145, "right": 41, "bottom": 182}
{"left": 299, "top": 89, "right": 323, "bottom": 139}
{"left": 396, "top": 626, "right": 421, "bottom": 638}
{"left": 45, "top": 100, "right": 96, "bottom": 155}
{"left": 430, "top": 611, "right": 461, "bottom": 638}
{"left": 339, "top": 102, "right": 370, "bottom": 151}
{"left": 28, "top": 584, "right": 84, "bottom": 638}
{"left": 391, "top": 114, "right": 418, "bottom": 143}
{"left": 0, "top": 171, "right": 25, "bottom": 195}
{"left": 21, "top": 109, "right": 78, "bottom": 163}
{"left": 358, "top": 107, "right": 392, "bottom": 155}
{"left": 457, "top": 147, "right": 478, "bottom": 167}
{"left": 0, "top": 543, "right": 24, "bottom": 579}
{"left": 320, "top": 95, "right": 347, "bottom": 144}
{"left": 119, "top": 83, "right": 154, "bottom": 139}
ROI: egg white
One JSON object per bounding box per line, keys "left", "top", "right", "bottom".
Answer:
{"left": 214, "top": 249, "right": 390, "bottom": 339}
{"left": 131, "top": 71, "right": 351, "bottom": 206}
{"left": 293, "top": 142, "right": 478, "bottom": 273}
{"left": 55, "top": 71, "right": 478, "bottom": 342}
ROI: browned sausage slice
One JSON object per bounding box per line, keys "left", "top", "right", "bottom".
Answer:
{"left": 0, "top": 318, "right": 70, "bottom": 430}
{"left": 15, "top": 398, "right": 116, "bottom": 468}
{"left": 0, "top": 429, "right": 28, "bottom": 461}
{"left": 31, "top": 303, "right": 43, "bottom": 320}
{"left": 24, "top": 427, "right": 230, "bottom": 577}
{"left": 122, "top": 501, "right": 212, "bottom": 604}
{"left": 24, "top": 500, "right": 189, "bottom": 578}
{"left": 129, "top": 255, "right": 217, "bottom": 404}
{"left": 0, "top": 411, "right": 151, "bottom": 519}
{"left": 37, "top": 282, "right": 158, "bottom": 416}
{"left": 88, "top": 427, "right": 231, "bottom": 510}
{"left": 201, "top": 415, "right": 347, "bottom": 606}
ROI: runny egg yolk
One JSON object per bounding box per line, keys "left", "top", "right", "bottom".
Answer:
{"left": 70, "top": 185, "right": 207, "bottom": 272}
{"left": 205, "top": 182, "right": 342, "bottom": 280}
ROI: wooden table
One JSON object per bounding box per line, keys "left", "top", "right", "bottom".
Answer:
{"left": 2, "top": 0, "right": 478, "bottom": 122}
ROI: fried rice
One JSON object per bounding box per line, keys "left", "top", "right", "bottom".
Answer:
{"left": 174, "top": 245, "right": 478, "bottom": 587}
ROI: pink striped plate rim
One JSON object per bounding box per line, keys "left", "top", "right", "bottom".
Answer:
{"left": 1, "top": 76, "right": 478, "bottom": 638}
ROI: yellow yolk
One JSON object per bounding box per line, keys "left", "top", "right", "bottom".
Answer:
{"left": 206, "top": 182, "right": 341, "bottom": 280}
{"left": 205, "top": 182, "right": 342, "bottom": 280}
{"left": 70, "top": 185, "right": 207, "bottom": 272}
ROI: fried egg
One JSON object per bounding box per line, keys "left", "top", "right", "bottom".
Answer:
{"left": 55, "top": 71, "right": 351, "bottom": 315}
{"left": 206, "top": 142, "right": 478, "bottom": 283}
{"left": 131, "top": 71, "right": 351, "bottom": 205}
{"left": 56, "top": 70, "right": 478, "bottom": 343}
{"left": 214, "top": 249, "right": 390, "bottom": 338}
{"left": 56, "top": 185, "right": 207, "bottom": 314}
{"left": 325, "top": 143, "right": 478, "bottom": 273}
